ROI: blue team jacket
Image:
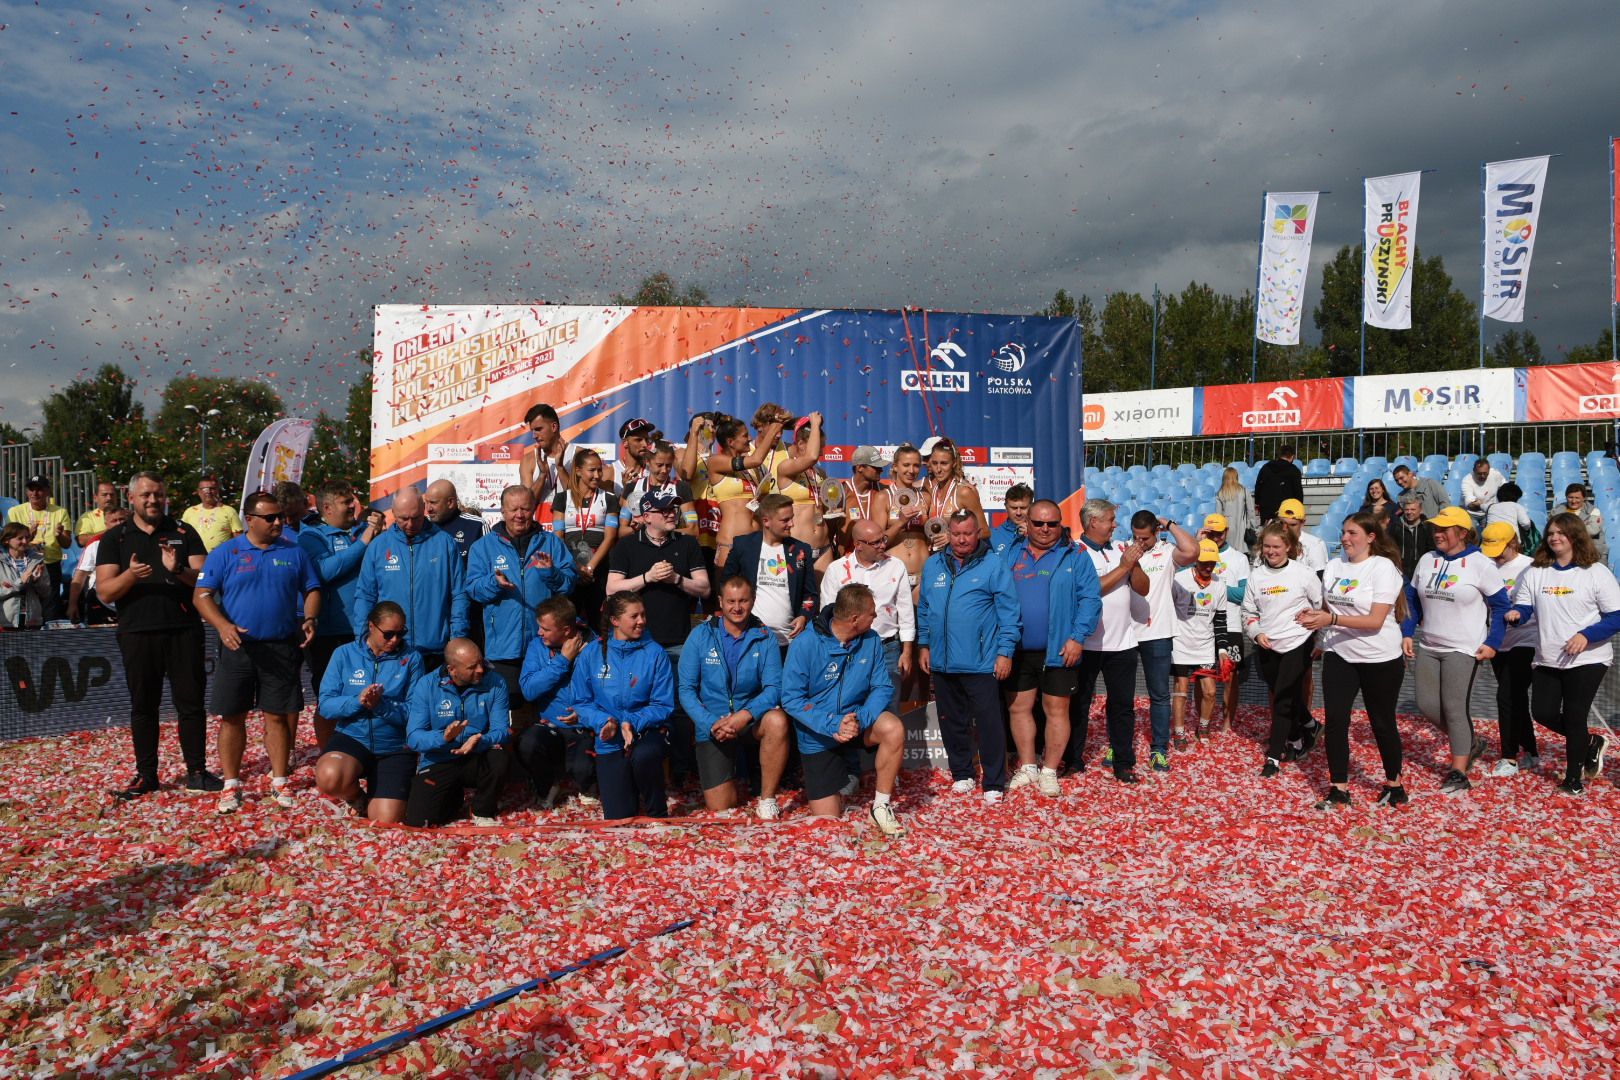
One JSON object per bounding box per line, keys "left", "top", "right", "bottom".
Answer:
{"left": 677, "top": 616, "right": 782, "bottom": 743}
{"left": 317, "top": 638, "right": 425, "bottom": 755}
{"left": 782, "top": 608, "right": 892, "bottom": 756}
{"left": 405, "top": 669, "right": 510, "bottom": 770}
{"left": 1004, "top": 539, "right": 1103, "bottom": 668}
{"left": 465, "top": 524, "right": 577, "bottom": 661}
{"left": 990, "top": 519, "right": 1024, "bottom": 561}
{"left": 915, "top": 541, "right": 1022, "bottom": 673}
{"left": 568, "top": 635, "right": 675, "bottom": 754}
{"left": 518, "top": 623, "right": 596, "bottom": 725}
{"left": 353, "top": 522, "right": 469, "bottom": 654}
{"left": 298, "top": 522, "right": 370, "bottom": 637}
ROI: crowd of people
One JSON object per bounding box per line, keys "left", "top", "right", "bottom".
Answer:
{"left": 19, "top": 422, "right": 1615, "bottom": 835}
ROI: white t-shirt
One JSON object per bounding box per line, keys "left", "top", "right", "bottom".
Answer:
{"left": 1216, "top": 545, "right": 1250, "bottom": 597}
{"left": 1319, "top": 555, "right": 1403, "bottom": 663}
{"left": 1485, "top": 501, "right": 1532, "bottom": 534}
{"left": 1409, "top": 547, "right": 1508, "bottom": 655}
{"left": 1131, "top": 542, "right": 1180, "bottom": 642}
{"left": 1511, "top": 562, "right": 1620, "bottom": 669}
{"left": 1081, "top": 539, "right": 1141, "bottom": 653}
{"left": 1241, "top": 559, "right": 1322, "bottom": 653}
{"left": 1495, "top": 553, "right": 1535, "bottom": 651}
{"left": 1298, "top": 531, "right": 1329, "bottom": 575}
{"left": 753, "top": 541, "right": 795, "bottom": 644}
{"left": 819, "top": 552, "right": 914, "bottom": 643}
{"left": 1171, "top": 567, "right": 1227, "bottom": 666}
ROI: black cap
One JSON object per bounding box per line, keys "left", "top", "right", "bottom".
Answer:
{"left": 619, "top": 417, "right": 657, "bottom": 441}
{"left": 640, "top": 490, "right": 678, "bottom": 513}
{"left": 24, "top": 474, "right": 48, "bottom": 490}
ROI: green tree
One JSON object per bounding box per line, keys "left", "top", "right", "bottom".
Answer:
{"left": 1037, "top": 288, "right": 1077, "bottom": 318}
{"left": 1490, "top": 328, "right": 1543, "bottom": 366}
{"left": 1089, "top": 292, "right": 1154, "bottom": 393}
{"left": 1562, "top": 328, "right": 1616, "bottom": 365}
{"left": 153, "top": 375, "right": 285, "bottom": 500}
{"left": 613, "top": 272, "right": 710, "bottom": 307}
{"left": 1313, "top": 245, "right": 1478, "bottom": 376}
{"left": 0, "top": 422, "right": 33, "bottom": 448}
{"left": 34, "top": 364, "right": 155, "bottom": 480}
{"left": 1159, "top": 282, "right": 1254, "bottom": 388}
{"left": 301, "top": 367, "right": 375, "bottom": 498}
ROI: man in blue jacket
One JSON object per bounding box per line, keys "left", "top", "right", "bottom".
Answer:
{"left": 679, "top": 575, "right": 791, "bottom": 817}
{"left": 466, "top": 485, "right": 576, "bottom": 708}
{"left": 1003, "top": 499, "right": 1102, "bottom": 797}
{"left": 353, "top": 486, "right": 468, "bottom": 670}
{"left": 720, "top": 493, "right": 817, "bottom": 647}
{"left": 783, "top": 583, "right": 907, "bottom": 836}
{"left": 299, "top": 480, "right": 387, "bottom": 748}
{"left": 916, "top": 509, "right": 1021, "bottom": 803}
{"left": 515, "top": 595, "right": 596, "bottom": 807}
{"left": 405, "top": 637, "right": 510, "bottom": 826}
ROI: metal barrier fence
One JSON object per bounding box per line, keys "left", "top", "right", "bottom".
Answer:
{"left": 0, "top": 444, "right": 32, "bottom": 503}
{"left": 29, "top": 455, "right": 63, "bottom": 504}
{"left": 60, "top": 469, "right": 97, "bottom": 523}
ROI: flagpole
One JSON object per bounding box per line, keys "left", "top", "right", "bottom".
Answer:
{"left": 1611, "top": 135, "right": 1617, "bottom": 363}
{"left": 1250, "top": 191, "right": 1266, "bottom": 465}
{"left": 1478, "top": 159, "right": 1488, "bottom": 455}
{"left": 1359, "top": 175, "right": 1368, "bottom": 462}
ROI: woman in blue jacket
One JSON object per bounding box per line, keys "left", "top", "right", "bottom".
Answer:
{"left": 313, "top": 601, "right": 425, "bottom": 823}
{"left": 569, "top": 591, "right": 676, "bottom": 820}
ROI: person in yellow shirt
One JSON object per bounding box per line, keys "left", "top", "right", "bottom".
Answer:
{"left": 180, "top": 476, "right": 244, "bottom": 551}
{"left": 6, "top": 475, "right": 72, "bottom": 619}
{"left": 75, "top": 480, "right": 123, "bottom": 546}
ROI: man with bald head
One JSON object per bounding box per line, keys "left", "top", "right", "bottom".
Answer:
{"left": 405, "top": 637, "right": 511, "bottom": 826}
{"left": 819, "top": 517, "right": 914, "bottom": 710}
{"left": 353, "top": 486, "right": 468, "bottom": 671}
{"left": 424, "top": 479, "right": 486, "bottom": 561}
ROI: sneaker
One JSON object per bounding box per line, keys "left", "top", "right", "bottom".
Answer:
{"left": 1466, "top": 734, "right": 1488, "bottom": 773}
{"left": 575, "top": 791, "right": 601, "bottom": 809}
{"left": 983, "top": 789, "right": 1004, "bottom": 806}
{"left": 1374, "top": 784, "right": 1409, "bottom": 808}
{"left": 1037, "top": 768, "right": 1061, "bottom": 797}
{"left": 1315, "top": 787, "right": 1352, "bottom": 810}
{"left": 1440, "top": 769, "right": 1471, "bottom": 795}
{"left": 1102, "top": 747, "right": 1114, "bottom": 768}
{"left": 184, "top": 769, "right": 224, "bottom": 792}
{"left": 1519, "top": 753, "right": 1541, "bottom": 773}
{"left": 538, "top": 782, "right": 562, "bottom": 810}
{"left": 950, "top": 778, "right": 976, "bottom": 795}
{"left": 1487, "top": 759, "right": 1520, "bottom": 779}
{"left": 1150, "top": 751, "right": 1170, "bottom": 773}
{"left": 1558, "top": 778, "right": 1585, "bottom": 796}
{"left": 1260, "top": 758, "right": 1281, "bottom": 779}
{"left": 1587, "top": 733, "right": 1610, "bottom": 781}
{"left": 870, "top": 802, "right": 905, "bottom": 837}
{"left": 755, "top": 796, "right": 780, "bottom": 821}
{"left": 839, "top": 773, "right": 861, "bottom": 798}
{"left": 1172, "top": 728, "right": 1189, "bottom": 751}
{"left": 270, "top": 780, "right": 295, "bottom": 810}
{"left": 114, "top": 774, "right": 162, "bottom": 801}
{"left": 1007, "top": 764, "right": 1039, "bottom": 791}
{"left": 217, "top": 784, "right": 243, "bottom": 815}
{"left": 1296, "top": 721, "right": 1320, "bottom": 756}
{"left": 471, "top": 815, "right": 498, "bottom": 826}
{"left": 1112, "top": 769, "right": 1140, "bottom": 785}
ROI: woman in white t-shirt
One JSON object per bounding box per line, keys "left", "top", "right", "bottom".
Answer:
{"left": 1482, "top": 521, "right": 1540, "bottom": 777}
{"left": 1170, "top": 540, "right": 1228, "bottom": 744}
{"left": 1506, "top": 512, "right": 1620, "bottom": 795}
{"left": 1241, "top": 521, "right": 1322, "bottom": 778}
{"left": 1296, "top": 512, "right": 1408, "bottom": 808}
{"left": 1401, "top": 505, "right": 1511, "bottom": 796}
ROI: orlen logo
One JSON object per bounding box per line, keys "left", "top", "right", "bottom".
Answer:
{"left": 902, "top": 370, "right": 970, "bottom": 393}
{"left": 821, "top": 445, "right": 848, "bottom": 463}
{"left": 1083, "top": 403, "right": 1105, "bottom": 430}
{"left": 1579, "top": 371, "right": 1620, "bottom": 414}
{"left": 1384, "top": 384, "right": 1482, "bottom": 412}
{"left": 929, "top": 342, "right": 966, "bottom": 368}
{"left": 1242, "top": 386, "right": 1301, "bottom": 429}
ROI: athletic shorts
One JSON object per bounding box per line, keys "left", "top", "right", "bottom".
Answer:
{"left": 802, "top": 747, "right": 859, "bottom": 801}
{"left": 323, "top": 731, "right": 416, "bottom": 802}
{"left": 212, "top": 639, "right": 304, "bottom": 715}
{"left": 1009, "top": 649, "right": 1081, "bottom": 697}
{"left": 1171, "top": 663, "right": 1209, "bottom": 679}
{"left": 695, "top": 727, "right": 757, "bottom": 791}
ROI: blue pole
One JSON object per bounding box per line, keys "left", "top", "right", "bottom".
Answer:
{"left": 1611, "top": 136, "right": 1617, "bottom": 363}
{"left": 1359, "top": 175, "right": 1368, "bottom": 462}
{"left": 1479, "top": 159, "right": 1488, "bottom": 455}
{"left": 1250, "top": 192, "right": 1266, "bottom": 464}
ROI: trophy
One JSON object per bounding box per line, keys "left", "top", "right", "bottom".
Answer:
{"left": 820, "top": 478, "right": 846, "bottom": 518}
{"left": 924, "top": 516, "right": 948, "bottom": 545}
{"left": 894, "top": 487, "right": 923, "bottom": 520}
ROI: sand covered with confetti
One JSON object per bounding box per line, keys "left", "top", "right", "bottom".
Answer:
{"left": 2, "top": 703, "right": 1617, "bottom": 1078}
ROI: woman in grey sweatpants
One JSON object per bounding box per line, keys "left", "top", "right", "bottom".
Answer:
{"left": 1401, "top": 507, "right": 1512, "bottom": 794}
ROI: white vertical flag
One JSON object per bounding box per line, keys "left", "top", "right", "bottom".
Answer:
{"left": 1256, "top": 191, "right": 1320, "bottom": 345}
{"left": 239, "top": 418, "right": 315, "bottom": 513}
{"left": 1363, "top": 172, "right": 1421, "bottom": 330}
{"left": 1483, "top": 155, "right": 1551, "bottom": 323}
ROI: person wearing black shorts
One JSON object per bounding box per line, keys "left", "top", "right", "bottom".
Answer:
{"left": 404, "top": 638, "right": 512, "bottom": 825}
{"left": 194, "top": 490, "right": 322, "bottom": 814}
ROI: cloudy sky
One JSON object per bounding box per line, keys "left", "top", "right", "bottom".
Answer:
{"left": 2, "top": 0, "right": 1616, "bottom": 428}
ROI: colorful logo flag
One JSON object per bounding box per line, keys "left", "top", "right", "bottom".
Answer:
{"left": 1363, "top": 172, "right": 1421, "bottom": 330}
{"left": 1257, "top": 191, "right": 1320, "bottom": 345}
{"left": 1483, "top": 156, "right": 1551, "bottom": 323}
{"left": 1612, "top": 138, "right": 1619, "bottom": 307}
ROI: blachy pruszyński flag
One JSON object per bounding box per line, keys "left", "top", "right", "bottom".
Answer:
{"left": 1362, "top": 172, "right": 1420, "bottom": 330}
{"left": 1483, "top": 155, "right": 1551, "bottom": 323}
{"left": 1257, "top": 191, "right": 1320, "bottom": 345}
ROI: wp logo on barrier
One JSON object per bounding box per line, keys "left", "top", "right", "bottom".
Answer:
{"left": 5, "top": 655, "right": 114, "bottom": 713}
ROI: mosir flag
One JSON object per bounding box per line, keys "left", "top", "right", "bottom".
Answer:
{"left": 1363, "top": 172, "right": 1420, "bottom": 330}
{"left": 239, "top": 418, "right": 315, "bottom": 513}
{"left": 1612, "top": 138, "right": 1620, "bottom": 306}
{"left": 1483, "top": 156, "right": 1551, "bottom": 323}
{"left": 1257, "top": 191, "right": 1320, "bottom": 345}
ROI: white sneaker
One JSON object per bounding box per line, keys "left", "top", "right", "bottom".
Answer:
{"left": 540, "top": 783, "right": 561, "bottom": 810}
{"left": 1006, "top": 764, "right": 1038, "bottom": 791}
{"left": 869, "top": 802, "right": 905, "bottom": 837}
{"left": 270, "top": 779, "right": 295, "bottom": 810}
{"left": 471, "top": 815, "right": 498, "bottom": 826}
{"left": 1488, "top": 759, "right": 1520, "bottom": 778}
{"left": 575, "top": 792, "right": 601, "bottom": 808}
{"left": 217, "top": 784, "right": 243, "bottom": 815}
{"left": 1038, "top": 768, "right": 1061, "bottom": 797}
{"left": 838, "top": 773, "right": 861, "bottom": 798}
{"left": 950, "top": 778, "right": 976, "bottom": 795}
{"left": 755, "top": 796, "right": 780, "bottom": 821}
{"left": 983, "top": 789, "right": 1004, "bottom": 806}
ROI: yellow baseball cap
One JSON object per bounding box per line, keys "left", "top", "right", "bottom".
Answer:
{"left": 1428, "top": 505, "right": 1474, "bottom": 530}
{"left": 1203, "top": 513, "right": 1228, "bottom": 532}
{"left": 1197, "top": 539, "right": 1222, "bottom": 562}
{"left": 1277, "top": 499, "right": 1306, "bottom": 521}
{"left": 1480, "top": 520, "right": 1517, "bottom": 557}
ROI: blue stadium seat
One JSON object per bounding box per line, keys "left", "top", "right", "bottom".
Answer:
{"left": 1127, "top": 464, "right": 1147, "bottom": 477}
{"left": 1390, "top": 455, "right": 1416, "bottom": 472}
{"left": 1331, "top": 457, "right": 1357, "bottom": 476}
{"left": 1488, "top": 452, "right": 1513, "bottom": 476}
{"left": 1362, "top": 456, "right": 1389, "bottom": 472}
{"left": 1305, "top": 458, "right": 1331, "bottom": 477}
{"left": 1423, "top": 454, "right": 1449, "bottom": 472}
{"left": 1553, "top": 451, "right": 1582, "bottom": 472}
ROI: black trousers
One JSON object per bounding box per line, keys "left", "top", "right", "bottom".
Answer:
{"left": 933, "top": 671, "right": 1008, "bottom": 791}
{"left": 1321, "top": 652, "right": 1405, "bottom": 785}
{"left": 1490, "top": 647, "right": 1538, "bottom": 760}
{"left": 118, "top": 624, "right": 209, "bottom": 779}
{"left": 1531, "top": 663, "right": 1606, "bottom": 785}
{"left": 44, "top": 561, "right": 64, "bottom": 621}
{"left": 1065, "top": 647, "right": 1138, "bottom": 771}
{"left": 597, "top": 728, "right": 668, "bottom": 820}
{"left": 1255, "top": 636, "right": 1315, "bottom": 762}
{"left": 405, "top": 747, "right": 511, "bottom": 826}
{"left": 515, "top": 724, "right": 596, "bottom": 795}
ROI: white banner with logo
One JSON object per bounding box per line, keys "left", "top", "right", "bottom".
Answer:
{"left": 1363, "top": 172, "right": 1421, "bottom": 330}
{"left": 1352, "top": 368, "right": 1521, "bottom": 430}
{"left": 1082, "top": 388, "right": 1196, "bottom": 441}
{"left": 1483, "top": 156, "right": 1551, "bottom": 323}
{"left": 1256, "top": 191, "right": 1321, "bottom": 345}
{"left": 238, "top": 418, "right": 315, "bottom": 510}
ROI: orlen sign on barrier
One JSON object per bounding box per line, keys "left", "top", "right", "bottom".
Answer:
{"left": 1081, "top": 387, "right": 1196, "bottom": 441}
{"left": 1526, "top": 361, "right": 1620, "bottom": 422}
{"left": 1200, "top": 378, "right": 1347, "bottom": 436}
{"left": 1352, "top": 367, "right": 1524, "bottom": 429}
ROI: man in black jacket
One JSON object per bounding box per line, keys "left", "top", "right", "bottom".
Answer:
{"left": 1253, "top": 444, "right": 1304, "bottom": 525}
{"left": 1388, "top": 496, "right": 1435, "bottom": 581}
{"left": 721, "top": 494, "right": 817, "bottom": 647}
